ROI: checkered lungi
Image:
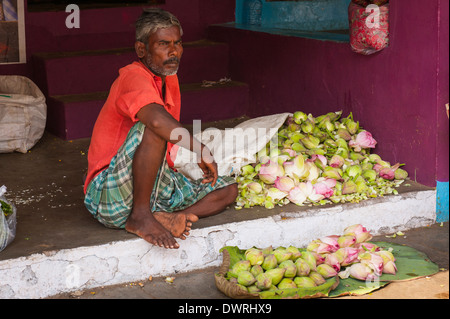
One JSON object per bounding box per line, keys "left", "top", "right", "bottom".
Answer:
{"left": 84, "top": 122, "right": 236, "bottom": 229}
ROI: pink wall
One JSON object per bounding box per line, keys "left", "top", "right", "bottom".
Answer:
{"left": 210, "top": 0, "right": 449, "bottom": 187}
{"left": 0, "top": 0, "right": 235, "bottom": 77}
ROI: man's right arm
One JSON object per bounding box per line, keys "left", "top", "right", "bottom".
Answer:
{"left": 136, "top": 103, "right": 218, "bottom": 186}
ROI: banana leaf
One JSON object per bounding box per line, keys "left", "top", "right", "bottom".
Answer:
{"left": 217, "top": 242, "right": 440, "bottom": 299}
{"left": 329, "top": 241, "right": 440, "bottom": 297}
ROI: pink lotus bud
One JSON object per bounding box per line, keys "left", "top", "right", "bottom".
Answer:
{"left": 375, "top": 250, "right": 395, "bottom": 263}
{"left": 329, "top": 155, "right": 345, "bottom": 168}
{"left": 319, "top": 236, "right": 340, "bottom": 252}
{"left": 309, "top": 154, "right": 327, "bottom": 170}
{"left": 266, "top": 187, "right": 288, "bottom": 201}
{"left": 348, "top": 263, "right": 377, "bottom": 281}
{"left": 359, "top": 252, "right": 384, "bottom": 276}
{"left": 287, "top": 186, "right": 308, "bottom": 205}
{"left": 305, "top": 162, "right": 321, "bottom": 181}
{"left": 283, "top": 155, "right": 308, "bottom": 179}
{"left": 274, "top": 176, "right": 295, "bottom": 192}
{"left": 382, "top": 260, "right": 397, "bottom": 275}
{"left": 324, "top": 253, "right": 341, "bottom": 272}
{"left": 337, "top": 235, "right": 356, "bottom": 248}
{"left": 258, "top": 160, "right": 284, "bottom": 184}
{"left": 379, "top": 163, "right": 401, "bottom": 181}
{"left": 312, "top": 252, "right": 325, "bottom": 265}
{"left": 340, "top": 247, "right": 360, "bottom": 266}
{"left": 313, "top": 181, "right": 334, "bottom": 198}
{"left": 349, "top": 130, "right": 377, "bottom": 152}
{"left": 343, "top": 224, "right": 373, "bottom": 243}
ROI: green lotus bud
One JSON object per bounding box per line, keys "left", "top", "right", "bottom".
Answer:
{"left": 247, "top": 182, "right": 263, "bottom": 194}
{"left": 350, "top": 151, "right": 365, "bottom": 162}
{"left": 240, "top": 164, "right": 254, "bottom": 176}
{"left": 247, "top": 284, "right": 261, "bottom": 293}
{"left": 322, "top": 166, "right": 343, "bottom": 180}
{"left": 290, "top": 142, "right": 305, "bottom": 152}
{"left": 335, "top": 138, "right": 349, "bottom": 150}
{"left": 299, "top": 251, "right": 317, "bottom": 271}
{"left": 255, "top": 273, "right": 272, "bottom": 290}
{"left": 278, "top": 260, "right": 297, "bottom": 278}
{"left": 277, "top": 278, "right": 297, "bottom": 289}
{"left": 268, "top": 285, "right": 278, "bottom": 291}
{"left": 286, "top": 246, "right": 302, "bottom": 260}
{"left": 301, "top": 119, "right": 314, "bottom": 134}
{"left": 355, "top": 176, "right": 368, "bottom": 193}
{"left": 261, "top": 245, "right": 273, "bottom": 256}
{"left": 236, "top": 284, "right": 248, "bottom": 293}
{"left": 336, "top": 128, "right": 352, "bottom": 141}
{"left": 265, "top": 268, "right": 286, "bottom": 286}
{"left": 342, "top": 180, "right": 357, "bottom": 195}
{"left": 231, "top": 260, "right": 251, "bottom": 277}
{"left": 273, "top": 248, "right": 293, "bottom": 264}
{"left": 362, "top": 169, "right": 377, "bottom": 182}
{"left": 237, "top": 270, "right": 256, "bottom": 287}
{"left": 394, "top": 168, "right": 408, "bottom": 180}
{"left": 245, "top": 248, "right": 264, "bottom": 266}
{"left": 295, "top": 258, "right": 311, "bottom": 276}
{"left": 261, "top": 254, "right": 278, "bottom": 271}
{"left": 289, "top": 131, "right": 303, "bottom": 143}
{"left": 346, "top": 165, "right": 362, "bottom": 179}
{"left": 293, "top": 111, "right": 307, "bottom": 124}
{"left": 294, "top": 276, "right": 317, "bottom": 288}
{"left": 287, "top": 123, "right": 301, "bottom": 132}
{"left": 346, "top": 120, "right": 359, "bottom": 135}
{"left": 264, "top": 200, "right": 275, "bottom": 210}
{"left": 368, "top": 153, "right": 382, "bottom": 163}
{"left": 251, "top": 265, "right": 264, "bottom": 278}
{"left": 361, "top": 161, "right": 373, "bottom": 171}
{"left": 301, "top": 135, "right": 320, "bottom": 149}
{"left": 309, "top": 271, "right": 326, "bottom": 286}
{"left": 316, "top": 264, "right": 338, "bottom": 278}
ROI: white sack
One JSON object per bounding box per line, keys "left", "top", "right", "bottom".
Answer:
{"left": 0, "top": 75, "right": 46, "bottom": 153}
{"left": 174, "top": 112, "right": 291, "bottom": 180}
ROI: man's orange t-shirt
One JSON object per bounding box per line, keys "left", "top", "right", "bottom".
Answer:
{"left": 84, "top": 61, "right": 181, "bottom": 194}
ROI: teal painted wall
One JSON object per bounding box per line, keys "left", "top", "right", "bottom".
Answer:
{"left": 236, "top": 0, "right": 351, "bottom": 31}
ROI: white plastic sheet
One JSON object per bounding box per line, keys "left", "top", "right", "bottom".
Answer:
{"left": 174, "top": 113, "right": 291, "bottom": 180}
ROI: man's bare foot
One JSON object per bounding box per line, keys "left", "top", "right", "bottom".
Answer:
{"left": 125, "top": 208, "right": 180, "bottom": 249}
{"left": 154, "top": 211, "right": 199, "bottom": 240}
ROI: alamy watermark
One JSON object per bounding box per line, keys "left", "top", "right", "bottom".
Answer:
{"left": 65, "top": 4, "right": 80, "bottom": 29}
{"left": 365, "top": 4, "right": 381, "bottom": 29}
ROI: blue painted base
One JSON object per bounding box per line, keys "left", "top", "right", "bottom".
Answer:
{"left": 436, "top": 181, "right": 449, "bottom": 222}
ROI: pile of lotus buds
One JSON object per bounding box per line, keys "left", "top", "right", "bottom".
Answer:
{"left": 235, "top": 111, "right": 409, "bottom": 210}
{"left": 227, "top": 224, "right": 396, "bottom": 293}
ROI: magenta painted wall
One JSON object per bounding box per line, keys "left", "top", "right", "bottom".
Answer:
{"left": 0, "top": 0, "right": 236, "bottom": 77}
{"left": 210, "top": 0, "right": 449, "bottom": 187}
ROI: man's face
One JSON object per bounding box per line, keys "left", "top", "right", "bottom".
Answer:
{"left": 136, "top": 25, "right": 183, "bottom": 77}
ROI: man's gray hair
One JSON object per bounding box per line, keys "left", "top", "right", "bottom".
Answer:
{"left": 135, "top": 8, "right": 183, "bottom": 43}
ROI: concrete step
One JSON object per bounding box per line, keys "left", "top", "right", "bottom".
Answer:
{"left": 0, "top": 183, "right": 437, "bottom": 299}
{"left": 31, "top": 39, "right": 230, "bottom": 97}
{"left": 45, "top": 80, "right": 249, "bottom": 140}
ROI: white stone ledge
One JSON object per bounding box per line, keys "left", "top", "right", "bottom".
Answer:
{"left": 0, "top": 189, "right": 436, "bottom": 299}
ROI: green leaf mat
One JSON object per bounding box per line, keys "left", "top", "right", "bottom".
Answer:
{"left": 216, "top": 241, "right": 440, "bottom": 299}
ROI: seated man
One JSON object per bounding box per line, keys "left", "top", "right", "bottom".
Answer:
{"left": 84, "top": 8, "right": 238, "bottom": 249}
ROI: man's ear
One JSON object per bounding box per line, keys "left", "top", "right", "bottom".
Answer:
{"left": 135, "top": 41, "right": 146, "bottom": 58}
